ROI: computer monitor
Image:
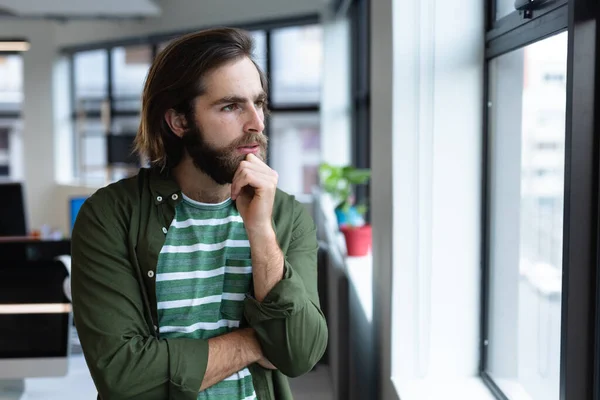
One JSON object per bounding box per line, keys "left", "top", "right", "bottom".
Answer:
{"left": 107, "top": 134, "right": 138, "bottom": 165}
{"left": 0, "top": 182, "right": 27, "bottom": 237}
{"left": 0, "top": 240, "right": 71, "bottom": 263}
{"left": 69, "top": 196, "right": 88, "bottom": 234}
{"left": 0, "top": 259, "right": 71, "bottom": 398}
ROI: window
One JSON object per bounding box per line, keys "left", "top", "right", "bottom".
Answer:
{"left": 0, "top": 55, "right": 23, "bottom": 113}
{"left": 66, "top": 20, "right": 323, "bottom": 193}
{"left": 111, "top": 45, "right": 152, "bottom": 113}
{"left": 483, "top": 1, "right": 600, "bottom": 398}
{"left": 268, "top": 113, "right": 320, "bottom": 195}
{"left": 268, "top": 24, "right": 323, "bottom": 195}
{"left": 251, "top": 31, "right": 267, "bottom": 73}
{"left": 0, "top": 54, "right": 24, "bottom": 178}
{"left": 271, "top": 25, "right": 323, "bottom": 105}
{"left": 74, "top": 50, "right": 108, "bottom": 113}
{"left": 486, "top": 33, "right": 567, "bottom": 400}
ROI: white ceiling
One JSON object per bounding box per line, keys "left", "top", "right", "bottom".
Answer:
{"left": 0, "top": 0, "right": 161, "bottom": 18}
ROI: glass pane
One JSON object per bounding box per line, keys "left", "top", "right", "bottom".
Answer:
{"left": 271, "top": 25, "right": 323, "bottom": 105}
{"left": 111, "top": 45, "right": 152, "bottom": 112}
{"left": 82, "top": 135, "right": 106, "bottom": 168}
{"left": 0, "top": 55, "right": 23, "bottom": 113}
{"left": 74, "top": 50, "right": 108, "bottom": 112}
{"left": 112, "top": 116, "right": 140, "bottom": 135}
{"left": 74, "top": 118, "right": 104, "bottom": 180}
{"left": 487, "top": 32, "right": 568, "bottom": 400}
{"left": 269, "top": 112, "right": 320, "bottom": 195}
{"left": 496, "top": 0, "right": 516, "bottom": 19}
{"left": 251, "top": 31, "right": 267, "bottom": 73}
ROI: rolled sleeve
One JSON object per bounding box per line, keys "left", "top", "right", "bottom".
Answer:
{"left": 243, "top": 261, "right": 309, "bottom": 325}
{"left": 166, "top": 338, "right": 209, "bottom": 398}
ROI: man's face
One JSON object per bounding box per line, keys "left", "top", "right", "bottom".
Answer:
{"left": 183, "top": 57, "right": 268, "bottom": 184}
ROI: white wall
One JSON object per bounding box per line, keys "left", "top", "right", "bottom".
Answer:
{"left": 2, "top": 0, "right": 328, "bottom": 236}
{"left": 372, "top": 0, "right": 485, "bottom": 398}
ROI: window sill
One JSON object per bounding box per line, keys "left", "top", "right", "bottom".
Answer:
{"left": 394, "top": 377, "right": 496, "bottom": 400}
{"left": 345, "top": 252, "right": 373, "bottom": 322}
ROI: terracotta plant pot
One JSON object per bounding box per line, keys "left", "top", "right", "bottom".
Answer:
{"left": 340, "top": 224, "right": 372, "bottom": 256}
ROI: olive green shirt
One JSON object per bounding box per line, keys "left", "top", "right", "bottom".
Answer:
{"left": 71, "top": 167, "right": 328, "bottom": 400}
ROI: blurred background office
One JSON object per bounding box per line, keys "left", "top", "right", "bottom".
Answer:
{"left": 0, "top": 0, "right": 598, "bottom": 399}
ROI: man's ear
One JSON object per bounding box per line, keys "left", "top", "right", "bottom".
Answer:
{"left": 164, "top": 109, "right": 188, "bottom": 138}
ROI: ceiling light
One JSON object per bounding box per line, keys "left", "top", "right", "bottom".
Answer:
{"left": 0, "top": 41, "right": 30, "bottom": 52}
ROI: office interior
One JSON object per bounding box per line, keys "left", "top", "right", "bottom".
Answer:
{"left": 0, "top": 0, "right": 598, "bottom": 399}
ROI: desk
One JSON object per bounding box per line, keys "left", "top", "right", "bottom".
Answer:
{"left": 0, "top": 238, "right": 70, "bottom": 262}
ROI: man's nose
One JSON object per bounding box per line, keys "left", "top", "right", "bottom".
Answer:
{"left": 244, "top": 106, "right": 265, "bottom": 133}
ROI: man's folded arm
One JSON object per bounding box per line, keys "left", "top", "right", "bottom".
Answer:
{"left": 71, "top": 195, "right": 262, "bottom": 400}
{"left": 244, "top": 201, "right": 328, "bottom": 378}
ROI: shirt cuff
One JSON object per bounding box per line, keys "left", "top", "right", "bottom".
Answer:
{"left": 243, "top": 260, "right": 309, "bottom": 326}
{"left": 165, "top": 337, "right": 209, "bottom": 398}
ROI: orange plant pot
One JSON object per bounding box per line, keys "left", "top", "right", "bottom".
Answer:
{"left": 340, "top": 224, "right": 372, "bottom": 256}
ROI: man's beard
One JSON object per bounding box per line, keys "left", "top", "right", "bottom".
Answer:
{"left": 181, "top": 122, "right": 268, "bottom": 185}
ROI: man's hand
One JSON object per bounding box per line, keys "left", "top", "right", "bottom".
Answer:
{"left": 232, "top": 153, "right": 284, "bottom": 302}
{"left": 231, "top": 153, "right": 278, "bottom": 235}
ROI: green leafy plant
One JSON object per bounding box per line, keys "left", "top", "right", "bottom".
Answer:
{"left": 318, "top": 163, "right": 371, "bottom": 214}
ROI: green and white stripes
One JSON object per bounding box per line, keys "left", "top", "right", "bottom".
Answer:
{"left": 156, "top": 194, "right": 256, "bottom": 400}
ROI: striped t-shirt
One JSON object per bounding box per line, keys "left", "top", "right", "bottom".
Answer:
{"left": 156, "top": 194, "right": 256, "bottom": 400}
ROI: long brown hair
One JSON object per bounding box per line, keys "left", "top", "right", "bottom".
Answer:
{"left": 134, "top": 27, "right": 268, "bottom": 169}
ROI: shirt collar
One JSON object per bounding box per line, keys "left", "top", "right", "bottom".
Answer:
{"left": 148, "top": 167, "right": 181, "bottom": 205}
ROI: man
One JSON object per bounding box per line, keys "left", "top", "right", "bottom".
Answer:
{"left": 71, "top": 27, "right": 328, "bottom": 400}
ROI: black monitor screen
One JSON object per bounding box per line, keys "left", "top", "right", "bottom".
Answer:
{"left": 0, "top": 182, "right": 27, "bottom": 236}
{"left": 0, "top": 260, "right": 70, "bottom": 358}
{"left": 107, "top": 134, "right": 138, "bottom": 165}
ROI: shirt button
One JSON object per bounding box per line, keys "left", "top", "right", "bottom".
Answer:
{"left": 171, "top": 193, "right": 179, "bottom": 201}
{"left": 153, "top": 325, "right": 158, "bottom": 332}
{"left": 162, "top": 227, "right": 168, "bottom": 234}
{"left": 156, "top": 196, "right": 163, "bottom": 202}
{"left": 147, "top": 270, "right": 154, "bottom": 278}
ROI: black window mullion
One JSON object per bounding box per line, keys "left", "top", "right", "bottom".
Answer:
{"left": 106, "top": 48, "right": 113, "bottom": 134}
{"left": 268, "top": 105, "right": 319, "bottom": 113}
{"left": 561, "top": 0, "right": 600, "bottom": 399}
{"left": 351, "top": 0, "right": 371, "bottom": 216}
{"left": 151, "top": 43, "right": 158, "bottom": 60}
{"left": 69, "top": 54, "right": 78, "bottom": 177}
{"left": 487, "top": 0, "right": 496, "bottom": 31}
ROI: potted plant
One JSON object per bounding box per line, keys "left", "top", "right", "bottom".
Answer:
{"left": 319, "top": 163, "right": 372, "bottom": 256}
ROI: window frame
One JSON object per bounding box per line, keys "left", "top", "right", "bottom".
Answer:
{"left": 480, "top": 1, "right": 600, "bottom": 399}
{"left": 349, "top": 0, "right": 371, "bottom": 217}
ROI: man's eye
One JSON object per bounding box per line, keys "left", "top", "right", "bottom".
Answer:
{"left": 222, "top": 104, "right": 238, "bottom": 112}
{"left": 255, "top": 100, "right": 265, "bottom": 108}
